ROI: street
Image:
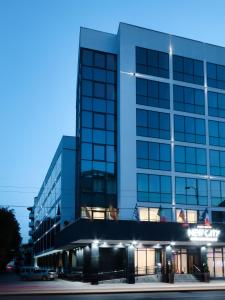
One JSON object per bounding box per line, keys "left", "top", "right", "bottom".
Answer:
{"left": 1, "top": 291, "right": 225, "bottom": 300}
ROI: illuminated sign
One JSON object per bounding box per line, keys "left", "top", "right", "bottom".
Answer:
{"left": 187, "top": 225, "right": 220, "bottom": 242}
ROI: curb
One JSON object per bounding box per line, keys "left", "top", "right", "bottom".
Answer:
{"left": 2, "top": 285, "right": 225, "bottom": 296}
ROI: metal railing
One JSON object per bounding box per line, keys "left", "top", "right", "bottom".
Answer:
{"left": 98, "top": 269, "right": 126, "bottom": 282}
{"left": 135, "top": 266, "right": 157, "bottom": 276}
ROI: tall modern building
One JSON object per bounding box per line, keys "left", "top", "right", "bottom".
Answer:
{"left": 33, "top": 23, "right": 225, "bottom": 283}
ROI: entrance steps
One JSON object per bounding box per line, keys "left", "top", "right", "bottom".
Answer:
{"left": 175, "top": 273, "right": 199, "bottom": 282}
{"left": 136, "top": 274, "right": 160, "bottom": 283}
{"left": 99, "top": 274, "right": 199, "bottom": 284}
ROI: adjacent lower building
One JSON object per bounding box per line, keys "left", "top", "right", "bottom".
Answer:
{"left": 32, "top": 136, "right": 76, "bottom": 267}
{"left": 33, "top": 23, "right": 225, "bottom": 283}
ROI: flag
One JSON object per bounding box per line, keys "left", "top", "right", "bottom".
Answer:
{"left": 157, "top": 205, "right": 167, "bottom": 222}
{"left": 83, "top": 206, "right": 91, "bottom": 219}
{"left": 133, "top": 204, "right": 139, "bottom": 221}
{"left": 109, "top": 205, "right": 118, "bottom": 220}
{"left": 179, "top": 208, "right": 189, "bottom": 228}
{"left": 179, "top": 209, "right": 186, "bottom": 223}
{"left": 201, "top": 208, "right": 210, "bottom": 226}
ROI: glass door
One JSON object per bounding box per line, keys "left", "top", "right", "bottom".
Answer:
{"left": 173, "top": 249, "right": 187, "bottom": 274}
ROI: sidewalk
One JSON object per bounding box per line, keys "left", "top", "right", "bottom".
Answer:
{"left": 1, "top": 277, "right": 225, "bottom": 296}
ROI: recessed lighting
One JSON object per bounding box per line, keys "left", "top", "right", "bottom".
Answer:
{"left": 93, "top": 239, "right": 99, "bottom": 245}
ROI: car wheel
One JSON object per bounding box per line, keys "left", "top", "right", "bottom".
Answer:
{"left": 42, "top": 276, "right": 47, "bottom": 281}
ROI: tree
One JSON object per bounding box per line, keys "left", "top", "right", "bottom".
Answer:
{"left": 0, "top": 208, "right": 21, "bottom": 272}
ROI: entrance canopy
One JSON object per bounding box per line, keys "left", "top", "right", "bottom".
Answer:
{"left": 55, "top": 219, "right": 225, "bottom": 249}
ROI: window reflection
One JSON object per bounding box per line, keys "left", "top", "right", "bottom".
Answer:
{"left": 136, "top": 47, "right": 169, "bottom": 78}
{"left": 137, "top": 174, "right": 172, "bottom": 203}
{"left": 173, "top": 55, "right": 204, "bottom": 85}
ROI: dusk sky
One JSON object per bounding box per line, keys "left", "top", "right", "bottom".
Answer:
{"left": 1, "top": 0, "right": 225, "bottom": 242}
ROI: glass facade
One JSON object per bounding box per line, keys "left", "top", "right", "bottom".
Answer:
{"left": 208, "top": 91, "right": 225, "bottom": 118}
{"left": 175, "top": 177, "right": 208, "bottom": 205}
{"left": 136, "top": 47, "right": 169, "bottom": 78}
{"left": 210, "top": 150, "right": 225, "bottom": 176}
{"left": 175, "top": 146, "right": 207, "bottom": 174}
{"left": 77, "top": 48, "right": 117, "bottom": 212}
{"left": 137, "top": 173, "right": 172, "bottom": 203}
{"left": 136, "top": 78, "right": 170, "bottom": 109}
{"left": 136, "top": 109, "right": 170, "bottom": 139}
{"left": 209, "top": 120, "right": 225, "bottom": 146}
{"left": 33, "top": 155, "right": 62, "bottom": 254}
{"left": 173, "top": 55, "right": 204, "bottom": 85}
{"left": 136, "top": 140, "right": 171, "bottom": 171}
{"left": 211, "top": 180, "right": 225, "bottom": 207}
{"left": 174, "top": 115, "right": 206, "bottom": 144}
{"left": 207, "top": 62, "right": 225, "bottom": 90}
{"left": 173, "top": 85, "right": 205, "bottom": 115}
{"left": 135, "top": 46, "right": 225, "bottom": 225}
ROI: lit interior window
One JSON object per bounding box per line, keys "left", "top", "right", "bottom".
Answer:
{"left": 92, "top": 211, "right": 105, "bottom": 220}
{"left": 176, "top": 209, "right": 197, "bottom": 224}
{"left": 187, "top": 210, "right": 197, "bottom": 223}
{"left": 149, "top": 208, "right": 160, "bottom": 222}
{"left": 139, "top": 208, "right": 148, "bottom": 221}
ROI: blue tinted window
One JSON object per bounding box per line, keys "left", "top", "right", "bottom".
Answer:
{"left": 137, "top": 109, "right": 170, "bottom": 139}
{"left": 209, "top": 120, "right": 225, "bottom": 147}
{"left": 137, "top": 141, "right": 171, "bottom": 171}
{"left": 93, "top": 130, "right": 106, "bottom": 144}
{"left": 208, "top": 91, "right": 225, "bottom": 118}
{"left": 107, "top": 54, "right": 117, "bottom": 71}
{"left": 106, "top": 146, "right": 115, "bottom": 162}
{"left": 94, "top": 82, "right": 105, "bottom": 98}
{"left": 207, "top": 62, "right": 225, "bottom": 90}
{"left": 94, "top": 52, "right": 105, "bottom": 68}
{"left": 211, "top": 180, "right": 225, "bottom": 207}
{"left": 176, "top": 177, "right": 207, "bottom": 205}
{"left": 94, "top": 145, "right": 105, "bottom": 161}
{"left": 136, "top": 78, "right": 170, "bottom": 109}
{"left": 82, "top": 49, "right": 93, "bottom": 66}
{"left": 174, "top": 115, "right": 206, "bottom": 144}
{"left": 174, "top": 85, "right": 204, "bottom": 115}
{"left": 137, "top": 173, "right": 172, "bottom": 203}
{"left": 82, "top": 111, "right": 92, "bottom": 128}
{"left": 82, "top": 80, "right": 93, "bottom": 97}
{"left": 210, "top": 150, "right": 225, "bottom": 176}
{"left": 82, "top": 66, "right": 93, "bottom": 80}
{"left": 81, "top": 143, "right": 92, "bottom": 160}
{"left": 82, "top": 128, "right": 92, "bottom": 142}
{"left": 173, "top": 55, "right": 204, "bottom": 85}
{"left": 175, "top": 146, "right": 207, "bottom": 174}
{"left": 136, "top": 47, "right": 169, "bottom": 78}
{"left": 94, "top": 113, "right": 105, "bottom": 129}
{"left": 107, "top": 84, "right": 115, "bottom": 100}
{"left": 93, "top": 68, "right": 106, "bottom": 82}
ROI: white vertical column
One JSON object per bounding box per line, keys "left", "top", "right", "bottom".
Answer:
{"left": 204, "top": 58, "right": 211, "bottom": 221}
{"left": 169, "top": 40, "right": 176, "bottom": 222}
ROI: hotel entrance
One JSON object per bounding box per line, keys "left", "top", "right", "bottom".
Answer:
{"left": 173, "top": 248, "right": 200, "bottom": 274}
{"left": 135, "top": 247, "right": 202, "bottom": 276}
{"left": 135, "top": 248, "right": 161, "bottom": 275}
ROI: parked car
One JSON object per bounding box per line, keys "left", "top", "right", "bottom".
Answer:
{"left": 20, "top": 267, "right": 58, "bottom": 281}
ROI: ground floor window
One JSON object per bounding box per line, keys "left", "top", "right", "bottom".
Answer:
{"left": 135, "top": 248, "right": 158, "bottom": 275}
{"left": 207, "top": 247, "right": 225, "bottom": 278}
